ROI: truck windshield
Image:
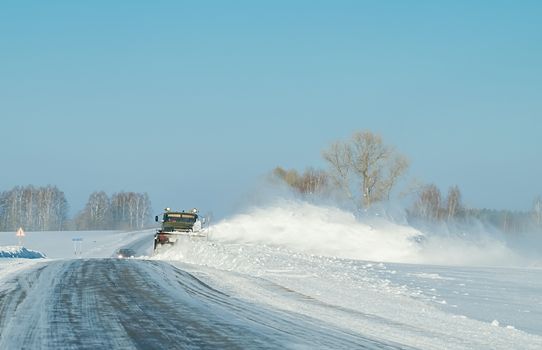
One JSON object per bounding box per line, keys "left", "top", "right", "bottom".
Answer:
{"left": 164, "top": 213, "right": 197, "bottom": 223}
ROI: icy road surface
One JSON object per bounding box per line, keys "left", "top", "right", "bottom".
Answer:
{"left": 0, "top": 258, "right": 406, "bottom": 349}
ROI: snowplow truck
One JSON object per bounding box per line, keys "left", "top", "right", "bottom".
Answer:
{"left": 153, "top": 208, "right": 200, "bottom": 251}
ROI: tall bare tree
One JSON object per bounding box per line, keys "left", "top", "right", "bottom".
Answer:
{"left": 322, "top": 141, "right": 354, "bottom": 202}
{"left": 382, "top": 154, "right": 410, "bottom": 201}
{"left": 413, "top": 184, "right": 442, "bottom": 221}
{"left": 75, "top": 191, "right": 112, "bottom": 230}
{"left": 322, "top": 130, "right": 409, "bottom": 209}
{"left": 445, "top": 185, "right": 463, "bottom": 220}
{"left": 91, "top": 191, "right": 111, "bottom": 228}
{"left": 111, "top": 191, "right": 152, "bottom": 230}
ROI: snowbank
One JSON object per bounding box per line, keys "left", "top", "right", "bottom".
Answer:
{"left": 0, "top": 246, "right": 45, "bottom": 259}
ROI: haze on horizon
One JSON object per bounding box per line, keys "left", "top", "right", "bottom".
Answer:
{"left": 1, "top": 1, "right": 540, "bottom": 218}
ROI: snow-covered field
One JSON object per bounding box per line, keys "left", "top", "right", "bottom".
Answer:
{"left": 0, "top": 229, "right": 153, "bottom": 259}
{"left": 1, "top": 200, "right": 541, "bottom": 349}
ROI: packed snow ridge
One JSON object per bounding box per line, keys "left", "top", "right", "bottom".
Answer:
{"left": 0, "top": 246, "right": 46, "bottom": 259}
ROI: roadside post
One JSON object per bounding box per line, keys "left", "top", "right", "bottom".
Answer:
{"left": 72, "top": 237, "right": 83, "bottom": 256}
{"left": 16, "top": 227, "right": 25, "bottom": 247}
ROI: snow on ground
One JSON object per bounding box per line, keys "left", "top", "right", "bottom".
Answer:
{"left": 0, "top": 246, "right": 45, "bottom": 259}
{"left": 1, "top": 200, "right": 541, "bottom": 349}
{"left": 0, "top": 229, "right": 154, "bottom": 259}
{"left": 154, "top": 238, "right": 542, "bottom": 349}
{"left": 379, "top": 262, "right": 542, "bottom": 336}
{"left": 151, "top": 200, "right": 542, "bottom": 349}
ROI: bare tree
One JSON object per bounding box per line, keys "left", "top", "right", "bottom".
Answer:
{"left": 322, "top": 141, "right": 354, "bottom": 202}
{"left": 75, "top": 191, "right": 112, "bottom": 230}
{"left": 0, "top": 185, "right": 67, "bottom": 231}
{"left": 39, "top": 185, "right": 68, "bottom": 230}
{"left": 88, "top": 191, "right": 111, "bottom": 229}
{"left": 22, "top": 186, "right": 35, "bottom": 230}
{"left": 322, "top": 131, "right": 409, "bottom": 209}
{"left": 273, "top": 166, "right": 329, "bottom": 196}
{"left": 413, "top": 184, "right": 442, "bottom": 221}
{"left": 111, "top": 191, "right": 152, "bottom": 230}
{"left": 299, "top": 168, "right": 328, "bottom": 195}
{"left": 0, "top": 187, "right": 23, "bottom": 230}
{"left": 111, "top": 192, "right": 130, "bottom": 229}
{"left": 382, "top": 154, "right": 410, "bottom": 201}
{"left": 134, "top": 192, "right": 151, "bottom": 229}
{"left": 445, "top": 185, "right": 463, "bottom": 220}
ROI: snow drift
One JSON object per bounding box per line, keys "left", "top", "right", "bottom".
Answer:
{"left": 0, "top": 246, "right": 46, "bottom": 259}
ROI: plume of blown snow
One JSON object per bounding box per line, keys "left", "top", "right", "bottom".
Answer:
{"left": 210, "top": 199, "right": 423, "bottom": 263}
{"left": 207, "top": 199, "right": 525, "bottom": 266}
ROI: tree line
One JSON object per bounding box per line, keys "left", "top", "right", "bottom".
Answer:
{"left": 407, "top": 183, "right": 542, "bottom": 234}
{"left": 274, "top": 130, "right": 409, "bottom": 210}
{"left": 0, "top": 185, "right": 68, "bottom": 231}
{"left": 273, "top": 130, "right": 542, "bottom": 235}
{"left": 74, "top": 191, "right": 151, "bottom": 230}
{"left": 410, "top": 184, "right": 463, "bottom": 222}
{"left": 0, "top": 185, "right": 152, "bottom": 231}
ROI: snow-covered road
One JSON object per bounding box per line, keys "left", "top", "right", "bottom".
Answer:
{"left": 0, "top": 258, "right": 406, "bottom": 349}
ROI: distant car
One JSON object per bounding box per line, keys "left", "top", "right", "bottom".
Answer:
{"left": 116, "top": 248, "right": 137, "bottom": 258}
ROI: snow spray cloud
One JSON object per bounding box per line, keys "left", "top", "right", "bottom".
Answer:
{"left": 208, "top": 199, "right": 529, "bottom": 266}
{"left": 209, "top": 199, "right": 423, "bottom": 263}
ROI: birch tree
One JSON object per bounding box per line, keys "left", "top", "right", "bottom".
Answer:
{"left": 75, "top": 191, "right": 112, "bottom": 230}
{"left": 413, "top": 184, "right": 442, "bottom": 221}
{"left": 111, "top": 191, "right": 152, "bottom": 230}
{"left": 446, "top": 185, "right": 463, "bottom": 220}
{"left": 0, "top": 185, "right": 67, "bottom": 231}
{"left": 88, "top": 191, "right": 111, "bottom": 229}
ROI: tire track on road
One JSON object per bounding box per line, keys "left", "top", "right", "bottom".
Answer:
{"left": 0, "top": 259, "right": 413, "bottom": 349}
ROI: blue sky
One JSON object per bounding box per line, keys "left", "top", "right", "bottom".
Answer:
{"left": 1, "top": 1, "right": 540, "bottom": 217}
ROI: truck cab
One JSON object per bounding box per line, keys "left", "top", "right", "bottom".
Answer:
{"left": 157, "top": 211, "right": 198, "bottom": 232}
